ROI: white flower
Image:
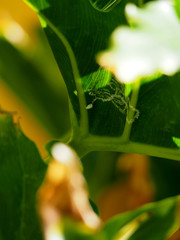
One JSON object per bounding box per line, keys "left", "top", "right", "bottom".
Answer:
{"left": 97, "top": 0, "right": 180, "bottom": 83}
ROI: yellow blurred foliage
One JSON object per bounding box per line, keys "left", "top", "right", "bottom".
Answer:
{"left": 0, "top": 81, "right": 51, "bottom": 156}
{"left": 0, "top": 0, "right": 40, "bottom": 37}
{"left": 0, "top": 0, "right": 51, "bottom": 157}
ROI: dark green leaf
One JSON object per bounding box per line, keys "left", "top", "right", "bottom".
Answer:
{"left": 150, "top": 157, "right": 180, "bottom": 201}
{"left": 24, "top": 0, "right": 128, "bottom": 125}
{"left": 0, "top": 112, "right": 47, "bottom": 240}
{"left": 23, "top": 0, "right": 180, "bottom": 161}
{"left": 89, "top": 199, "right": 100, "bottom": 216}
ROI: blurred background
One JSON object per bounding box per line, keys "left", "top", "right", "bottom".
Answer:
{"left": 0, "top": 0, "right": 70, "bottom": 157}
{"left": 0, "top": 1, "right": 180, "bottom": 238}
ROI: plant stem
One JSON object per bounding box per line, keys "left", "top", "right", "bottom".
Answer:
{"left": 40, "top": 14, "right": 89, "bottom": 137}
{"left": 121, "top": 79, "right": 141, "bottom": 143}
{"left": 72, "top": 135, "right": 180, "bottom": 161}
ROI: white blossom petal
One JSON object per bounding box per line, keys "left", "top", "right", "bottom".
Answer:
{"left": 97, "top": 0, "right": 180, "bottom": 83}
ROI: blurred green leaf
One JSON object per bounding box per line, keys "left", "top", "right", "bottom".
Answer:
{"left": 102, "top": 196, "right": 180, "bottom": 240}
{"left": 0, "top": 37, "right": 70, "bottom": 137}
{"left": 63, "top": 219, "right": 104, "bottom": 240}
{"left": 150, "top": 157, "right": 180, "bottom": 201}
{"left": 0, "top": 112, "right": 47, "bottom": 239}
{"left": 61, "top": 196, "right": 180, "bottom": 239}
{"left": 174, "top": 0, "right": 180, "bottom": 19}
{"left": 82, "top": 151, "right": 120, "bottom": 198}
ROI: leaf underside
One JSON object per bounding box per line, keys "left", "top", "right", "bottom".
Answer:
{"left": 23, "top": 0, "right": 180, "bottom": 160}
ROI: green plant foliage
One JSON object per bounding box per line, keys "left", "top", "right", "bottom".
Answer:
{"left": 24, "top": 0, "right": 128, "bottom": 123}
{"left": 61, "top": 196, "right": 180, "bottom": 240}
{"left": 0, "top": 110, "right": 179, "bottom": 240}
{"left": 23, "top": 0, "right": 180, "bottom": 161}
{"left": 82, "top": 151, "right": 120, "bottom": 198}
{"left": 0, "top": 112, "right": 47, "bottom": 240}
{"left": 174, "top": 0, "right": 180, "bottom": 19}
{"left": 0, "top": 37, "right": 70, "bottom": 137}
{"left": 81, "top": 69, "right": 112, "bottom": 93}
{"left": 102, "top": 196, "right": 179, "bottom": 240}
{"left": 63, "top": 219, "right": 102, "bottom": 240}
{"left": 0, "top": 111, "right": 47, "bottom": 240}
{"left": 150, "top": 157, "right": 180, "bottom": 201}
{"left": 0, "top": 0, "right": 180, "bottom": 239}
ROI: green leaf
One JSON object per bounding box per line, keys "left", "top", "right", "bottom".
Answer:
{"left": 43, "top": 196, "right": 180, "bottom": 240}
{"left": 0, "top": 37, "right": 70, "bottom": 137}
{"left": 24, "top": 0, "right": 128, "bottom": 126}
{"left": 23, "top": 0, "right": 180, "bottom": 161}
{"left": 82, "top": 69, "right": 112, "bottom": 93}
{"left": 0, "top": 112, "right": 47, "bottom": 240}
{"left": 102, "top": 196, "right": 180, "bottom": 240}
{"left": 89, "top": 199, "right": 100, "bottom": 216}
{"left": 172, "top": 137, "right": 180, "bottom": 148}
{"left": 174, "top": 0, "right": 180, "bottom": 19}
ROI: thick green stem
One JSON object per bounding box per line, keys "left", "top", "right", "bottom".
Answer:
{"left": 121, "top": 79, "right": 141, "bottom": 143}
{"left": 69, "top": 135, "right": 180, "bottom": 161}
